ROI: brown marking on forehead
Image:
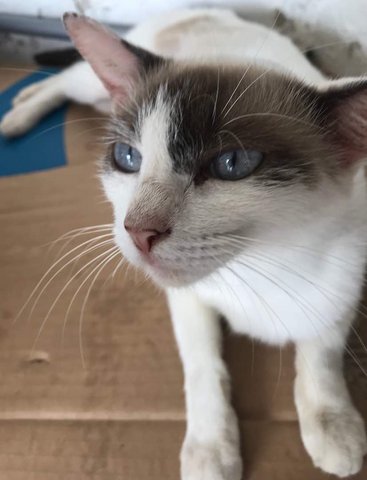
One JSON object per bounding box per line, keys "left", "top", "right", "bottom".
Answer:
{"left": 110, "top": 62, "right": 339, "bottom": 187}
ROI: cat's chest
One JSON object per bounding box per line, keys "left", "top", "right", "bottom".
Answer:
{"left": 193, "top": 244, "right": 365, "bottom": 345}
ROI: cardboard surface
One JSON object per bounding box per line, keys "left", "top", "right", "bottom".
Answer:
{"left": 1, "top": 68, "right": 367, "bottom": 479}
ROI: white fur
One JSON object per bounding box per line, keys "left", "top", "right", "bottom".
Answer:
{"left": 167, "top": 289, "right": 242, "bottom": 480}
{"left": 195, "top": 171, "right": 367, "bottom": 344}
{"left": 138, "top": 87, "right": 173, "bottom": 175}
{"left": 1, "top": 8, "right": 366, "bottom": 479}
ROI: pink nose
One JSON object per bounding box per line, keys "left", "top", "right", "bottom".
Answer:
{"left": 125, "top": 226, "right": 170, "bottom": 255}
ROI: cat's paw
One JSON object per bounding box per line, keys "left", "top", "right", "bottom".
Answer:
{"left": 0, "top": 78, "right": 58, "bottom": 137}
{"left": 181, "top": 434, "right": 242, "bottom": 480}
{"left": 1, "top": 106, "right": 31, "bottom": 137}
{"left": 0, "top": 102, "right": 42, "bottom": 138}
{"left": 301, "top": 408, "right": 367, "bottom": 478}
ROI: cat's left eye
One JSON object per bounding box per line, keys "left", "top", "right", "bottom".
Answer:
{"left": 210, "top": 149, "right": 263, "bottom": 181}
{"left": 113, "top": 142, "right": 142, "bottom": 173}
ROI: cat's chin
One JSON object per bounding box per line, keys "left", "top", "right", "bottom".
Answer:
{"left": 144, "top": 264, "right": 200, "bottom": 288}
{"left": 141, "top": 257, "right": 217, "bottom": 288}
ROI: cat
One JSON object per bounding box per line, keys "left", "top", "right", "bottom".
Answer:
{"left": 1, "top": 8, "right": 367, "bottom": 479}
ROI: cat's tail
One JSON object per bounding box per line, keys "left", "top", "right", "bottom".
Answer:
{"left": 34, "top": 48, "right": 82, "bottom": 68}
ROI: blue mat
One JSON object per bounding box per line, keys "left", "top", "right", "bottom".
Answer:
{"left": 0, "top": 69, "right": 68, "bottom": 176}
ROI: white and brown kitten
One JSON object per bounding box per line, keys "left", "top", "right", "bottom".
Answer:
{"left": 2, "top": 8, "right": 367, "bottom": 479}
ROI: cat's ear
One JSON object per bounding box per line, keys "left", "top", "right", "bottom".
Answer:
{"left": 318, "top": 78, "right": 367, "bottom": 166}
{"left": 63, "top": 13, "right": 164, "bottom": 104}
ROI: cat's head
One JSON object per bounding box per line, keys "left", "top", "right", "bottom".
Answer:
{"left": 65, "top": 13, "right": 367, "bottom": 287}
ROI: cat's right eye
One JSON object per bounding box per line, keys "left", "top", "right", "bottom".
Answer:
{"left": 113, "top": 142, "right": 142, "bottom": 173}
{"left": 210, "top": 149, "right": 263, "bottom": 181}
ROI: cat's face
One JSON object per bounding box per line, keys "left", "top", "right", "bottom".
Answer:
{"left": 64, "top": 14, "right": 367, "bottom": 287}
{"left": 100, "top": 63, "right": 361, "bottom": 287}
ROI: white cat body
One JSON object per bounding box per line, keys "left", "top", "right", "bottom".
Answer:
{"left": 1, "top": 8, "right": 367, "bottom": 480}
{"left": 125, "top": 8, "right": 324, "bottom": 83}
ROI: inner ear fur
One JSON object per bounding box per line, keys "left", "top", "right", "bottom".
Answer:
{"left": 318, "top": 79, "right": 367, "bottom": 164}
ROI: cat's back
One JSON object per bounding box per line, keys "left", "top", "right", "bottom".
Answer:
{"left": 126, "top": 8, "right": 324, "bottom": 85}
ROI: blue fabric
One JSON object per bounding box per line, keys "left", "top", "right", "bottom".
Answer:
{"left": 0, "top": 69, "right": 68, "bottom": 176}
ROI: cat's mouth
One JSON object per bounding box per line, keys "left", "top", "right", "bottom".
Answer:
{"left": 116, "top": 227, "right": 248, "bottom": 286}
{"left": 135, "top": 237, "right": 243, "bottom": 287}
{"left": 134, "top": 249, "right": 194, "bottom": 286}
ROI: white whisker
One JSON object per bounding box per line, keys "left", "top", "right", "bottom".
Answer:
{"left": 15, "top": 233, "right": 115, "bottom": 323}
{"left": 79, "top": 250, "right": 121, "bottom": 367}
{"left": 60, "top": 248, "right": 120, "bottom": 366}
{"left": 31, "top": 245, "right": 117, "bottom": 351}
{"left": 221, "top": 6, "right": 284, "bottom": 118}
{"left": 26, "top": 238, "right": 115, "bottom": 323}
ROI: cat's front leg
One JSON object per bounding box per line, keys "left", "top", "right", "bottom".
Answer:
{"left": 295, "top": 327, "right": 367, "bottom": 478}
{"left": 167, "top": 289, "right": 242, "bottom": 480}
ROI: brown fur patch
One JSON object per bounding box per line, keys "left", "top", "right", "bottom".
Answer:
{"left": 109, "top": 61, "right": 344, "bottom": 188}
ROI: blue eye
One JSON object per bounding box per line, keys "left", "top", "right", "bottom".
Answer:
{"left": 210, "top": 149, "right": 263, "bottom": 181}
{"left": 113, "top": 142, "right": 142, "bottom": 173}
